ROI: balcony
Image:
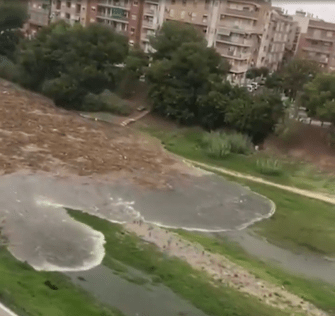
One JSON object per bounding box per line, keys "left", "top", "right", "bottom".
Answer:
{"left": 142, "top": 20, "right": 155, "bottom": 29}
{"left": 96, "top": 13, "right": 129, "bottom": 22}
{"left": 217, "top": 48, "right": 251, "bottom": 60}
{"left": 305, "top": 34, "right": 334, "bottom": 43}
{"left": 224, "top": 8, "right": 259, "bottom": 20}
{"left": 230, "top": 64, "right": 249, "bottom": 73}
{"left": 302, "top": 46, "right": 331, "bottom": 54}
{"left": 144, "top": 8, "right": 156, "bottom": 16}
{"left": 97, "top": 0, "right": 131, "bottom": 10}
{"left": 216, "top": 35, "right": 252, "bottom": 47}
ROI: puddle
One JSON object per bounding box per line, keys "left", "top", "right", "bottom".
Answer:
{"left": 0, "top": 173, "right": 273, "bottom": 271}
{"left": 66, "top": 265, "right": 208, "bottom": 316}
{"left": 220, "top": 230, "right": 335, "bottom": 285}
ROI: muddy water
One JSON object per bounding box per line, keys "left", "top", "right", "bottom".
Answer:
{"left": 66, "top": 265, "right": 208, "bottom": 316}
{"left": 0, "top": 172, "right": 273, "bottom": 271}
{"left": 220, "top": 230, "right": 335, "bottom": 285}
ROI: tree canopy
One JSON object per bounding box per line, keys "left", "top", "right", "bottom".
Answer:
{"left": 0, "top": 0, "right": 27, "bottom": 59}
{"left": 280, "top": 58, "right": 320, "bottom": 99}
{"left": 302, "top": 73, "right": 335, "bottom": 124}
{"left": 16, "top": 21, "right": 129, "bottom": 108}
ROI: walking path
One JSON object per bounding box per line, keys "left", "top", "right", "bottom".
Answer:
{"left": 0, "top": 303, "right": 18, "bottom": 316}
{"left": 183, "top": 159, "right": 335, "bottom": 205}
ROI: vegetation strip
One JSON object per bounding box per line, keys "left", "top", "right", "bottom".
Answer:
{"left": 0, "top": 248, "right": 123, "bottom": 316}
{"left": 67, "top": 209, "right": 326, "bottom": 316}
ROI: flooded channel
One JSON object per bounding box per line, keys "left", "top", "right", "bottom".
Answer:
{"left": 66, "top": 264, "right": 208, "bottom": 316}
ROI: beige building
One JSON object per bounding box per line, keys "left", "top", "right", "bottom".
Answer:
{"left": 50, "top": 0, "right": 91, "bottom": 26}
{"left": 161, "top": 0, "right": 272, "bottom": 84}
{"left": 256, "top": 7, "right": 294, "bottom": 71}
{"left": 27, "top": 0, "right": 51, "bottom": 35}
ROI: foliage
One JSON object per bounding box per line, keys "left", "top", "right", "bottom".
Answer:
{"left": 281, "top": 58, "right": 320, "bottom": 99}
{"left": 16, "top": 21, "right": 128, "bottom": 109}
{"left": 82, "top": 90, "right": 132, "bottom": 115}
{"left": 225, "top": 90, "right": 284, "bottom": 143}
{"left": 0, "top": 0, "right": 27, "bottom": 60}
{"left": 302, "top": 73, "right": 335, "bottom": 124}
{"left": 246, "top": 67, "right": 269, "bottom": 79}
{"left": 201, "top": 131, "right": 253, "bottom": 158}
{"left": 0, "top": 55, "right": 19, "bottom": 81}
{"left": 150, "top": 20, "right": 206, "bottom": 61}
{"left": 255, "top": 158, "right": 283, "bottom": 176}
{"left": 265, "top": 72, "right": 283, "bottom": 90}
{"left": 202, "top": 132, "right": 232, "bottom": 158}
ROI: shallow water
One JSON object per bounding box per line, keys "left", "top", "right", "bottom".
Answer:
{"left": 0, "top": 173, "right": 273, "bottom": 271}
{"left": 66, "top": 264, "right": 208, "bottom": 316}
{"left": 220, "top": 230, "right": 335, "bottom": 285}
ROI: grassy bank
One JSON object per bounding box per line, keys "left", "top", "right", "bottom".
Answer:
{"left": 67, "top": 209, "right": 293, "bottom": 316}
{"left": 142, "top": 126, "right": 335, "bottom": 256}
{"left": 142, "top": 126, "right": 335, "bottom": 194}
{"left": 176, "top": 230, "right": 335, "bottom": 314}
{"left": 0, "top": 248, "right": 123, "bottom": 316}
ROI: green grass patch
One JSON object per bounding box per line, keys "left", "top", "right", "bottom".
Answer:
{"left": 175, "top": 230, "right": 335, "bottom": 314}
{"left": 67, "top": 209, "right": 293, "bottom": 316}
{"left": 141, "top": 126, "right": 335, "bottom": 256}
{"left": 0, "top": 247, "right": 123, "bottom": 316}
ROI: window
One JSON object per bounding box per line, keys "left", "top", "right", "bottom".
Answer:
{"left": 220, "top": 14, "right": 225, "bottom": 21}
{"left": 313, "top": 29, "right": 321, "bottom": 37}
{"left": 65, "top": 13, "right": 70, "bottom": 19}
{"left": 132, "top": 14, "right": 136, "bottom": 20}
{"left": 66, "top": 1, "right": 71, "bottom": 8}
{"left": 191, "top": 12, "right": 196, "bottom": 21}
{"left": 203, "top": 14, "right": 208, "bottom": 23}
{"left": 263, "top": 45, "right": 267, "bottom": 52}
{"left": 327, "top": 31, "right": 333, "bottom": 37}
{"left": 171, "top": 0, "right": 175, "bottom": 3}
{"left": 76, "top": 4, "right": 81, "bottom": 14}
{"left": 205, "top": 0, "right": 210, "bottom": 9}
{"left": 203, "top": 27, "right": 207, "bottom": 33}
{"left": 182, "top": 0, "right": 187, "bottom": 6}
{"left": 134, "top": 1, "right": 138, "bottom": 6}
{"left": 130, "top": 27, "right": 135, "bottom": 35}
{"left": 181, "top": 11, "right": 185, "bottom": 19}
{"left": 170, "top": 9, "right": 175, "bottom": 17}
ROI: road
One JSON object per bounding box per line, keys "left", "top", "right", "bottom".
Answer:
{"left": 0, "top": 303, "right": 18, "bottom": 316}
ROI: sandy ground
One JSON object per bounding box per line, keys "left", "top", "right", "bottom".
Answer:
{"left": 126, "top": 221, "right": 328, "bottom": 316}
{"left": 0, "top": 79, "right": 195, "bottom": 188}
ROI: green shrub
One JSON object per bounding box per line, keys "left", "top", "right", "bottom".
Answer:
{"left": 202, "top": 132, "right": 231, "bottom": 158}
{"left": 201, "top": 131, "right": 253, "bottom": 159}
{"left": 82, "top": 90, "right": 132, "bottom": 116}
{"left": 227, "top": 132, "right": 253, "bottom": 155}
{"left": 0, "top": 55, "right": 19, "bottom": 81}
{"left": 255, "top": 158, "right": 283, "bottom": 176}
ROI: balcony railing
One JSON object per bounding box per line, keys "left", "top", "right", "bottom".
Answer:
{"left": 217, "top": 48, "right": 251, "bottom": 60}
{"left": 224, "top": 8, "right": 259, "bottom": 20}
{"left": 96, "top": 13, "right": 129, "bottom": 22}
{"left": 142, "top": 20, "right": 155, "bottom": 28}
{"left": 230, "top": 64, "right": 249, "bottom": 73}
{"left": 302, "top": 46, "right": 332, "bottom": 53}
{"left": 97, "top": 0, "right": 131, "bottom": 9}
{"left": 216, "top": 35, "right": 252, "bottom": 47}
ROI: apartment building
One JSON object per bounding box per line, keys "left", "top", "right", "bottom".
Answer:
{"left": 27, "top": 0, "right": 51, "bottom": 35}
{"left": 50, "top": 0, "right": 92, "bottom": 26}
{"left": 256, "top": 7, "right": 294, "bottom": 71}
{"left": 294, "top": 11, "right": 335, "bottom": 71}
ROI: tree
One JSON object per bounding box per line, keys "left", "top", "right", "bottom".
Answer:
{"left": 225, "top": 89, "right": 284, "bottom": 143}
{"left": 302, "top": 73, "right": 335, "bottom": 125}
{"left": 265, "top": 72, "right": 283, "bottom": 91}
{"left": 147, "top": 40, "right": 229, "bottom": 125}
{"left": 246, "top": 67, "right": 269, "bottom": 80}
{"left": 281, "top": 58, "right": 320, "bottom": 99}
{"left": 16, "top": 21, "right": 129, "bottom": 108}
{"left": 150, "top": 21, "right": 206, "bottom": 61}
{"left": 0, "top": 0, "right": 27, "bottom": 59}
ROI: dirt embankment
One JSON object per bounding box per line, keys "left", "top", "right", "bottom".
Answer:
{"left": 0, "top": 79, "right": 192, "bottom": 188}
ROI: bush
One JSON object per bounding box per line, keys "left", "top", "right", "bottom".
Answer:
{"left": 82, "top": 90, "right": 132, "bottom": 116}
{"left": 226, "top": 132, "right": 253, "bottom": 155}
{"left": 0, "top": 55, "right": 19, "bottom": 81}
{"left": 255, "top": 158, "right": 283, "bottom": 176}
{"left": 202, "top": 132, "right": 231, "bottom": 158}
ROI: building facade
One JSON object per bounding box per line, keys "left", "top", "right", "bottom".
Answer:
{"left": 27, "top": 0, "right": 51, "bottom": 35}
{"left": 256, "top": 7, "right": 294, "bottom": 71}
{"left": 294, "top": 11, "right": 335, "bottom": 72}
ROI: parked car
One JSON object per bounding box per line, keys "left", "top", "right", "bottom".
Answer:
{"left": 250, "top": 82, "right": 259, "bottom": 90}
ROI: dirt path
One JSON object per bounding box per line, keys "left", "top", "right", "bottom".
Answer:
{"left": 126, "top": 221, "right": 328, "bottom": 316}
{"left": 184, "top": 159, "right": 335, "bottom": 206}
